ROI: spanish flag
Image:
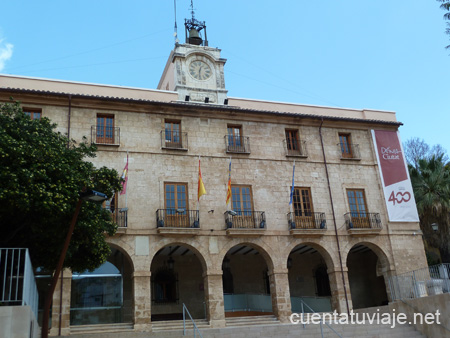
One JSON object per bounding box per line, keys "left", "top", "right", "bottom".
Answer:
{"left": 198, "top": 157, "right": 206, "bottom": 201}
{"left": 226, "top": 158, "right": 232, "bottom": 205}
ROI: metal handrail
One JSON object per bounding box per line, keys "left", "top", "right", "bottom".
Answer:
{"left": 344, "top": 212, "right": 382, "bottom": 229}
{"left": 300, "top": 299, "right": 342, "bottom": 338}
{"left": 224, "top": 211, "right": 266, "bottom": 229}
{"left": 287, "top": 212, "right": 326, "bottom": 229}
{"left": 0, "top": 248, "right": 39, "bottom": 319}
{"left": 91, "top": 125, "right": 120, "bottom": 145}
{"left": 182, "top": 303, "right": 203, "bottom": 338}
{"left": 156, "top": 209, "right": 200, "bottom": 228}
{"left": 284, "top": 139, "right": 308, "bottom": 157}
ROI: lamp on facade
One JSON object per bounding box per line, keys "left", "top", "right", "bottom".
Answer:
{"left": 168, "top": 256, "right": 175, "bottom": 270}
{"left": 223, "top": 256, "right": 230, "bottom": 269}
{"left": 431, "top": 223, "right": 439, "bottom": 232}
{"left": 41, "top": 189, "right": 107, "bottom": 338}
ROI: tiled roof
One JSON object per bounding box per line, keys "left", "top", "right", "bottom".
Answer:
{"left": 0, "top": 86, "right": 402, "bottom": 126}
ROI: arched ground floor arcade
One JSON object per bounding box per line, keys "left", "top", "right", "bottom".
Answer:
{"left": 46, "top": 233, "right": 426, "bottom": 335}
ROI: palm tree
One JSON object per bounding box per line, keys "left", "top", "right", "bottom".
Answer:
{"left": 437, "top": 0, "right": 450, "bottom": 49}
{"left": 409, "top": 154, "right": 450, "bottom": 262}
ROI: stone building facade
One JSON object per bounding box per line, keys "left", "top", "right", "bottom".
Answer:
{"left": 0, "top": 33, "right": 427, "bottom": 335}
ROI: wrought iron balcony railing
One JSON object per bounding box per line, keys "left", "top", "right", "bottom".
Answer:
{"left": 337, "top": 142, "right": 360, "bottom": 160}
{"left": 225, "top": 135, "right": 251, "bottom": 154}
{"left": 224, "top": 211, "right": 266, "bottom": 229}
{"left": 287, "top": 212, "right": 326, "bottom": 230}
{"left": 283, "top": 139, "right": 308, "bottom": 157}
{"left": 104, "top": 208, "right": 128, "bottom": 228}
{"left": 91, "top": 126, "right": 120, "bottom": 145}
{"left": 344, "top": 212, "right": 382, "bottom": 230}
{"left": 156, "top": 209, "right": 199, "bottom": 228}
{"left": 161, "top": 130, "right": 188, "bottom": 150}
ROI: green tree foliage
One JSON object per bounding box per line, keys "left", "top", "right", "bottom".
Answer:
{"left": 437, "top": 0, "right": 450, "bottom": 49}
{"left": 0, "top": 101, "right": 123, "bottom": 271}
{"left": 409, "top": 154, "right": 450, "bottom": 263}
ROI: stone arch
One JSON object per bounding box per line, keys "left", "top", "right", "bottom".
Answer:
{"left": 345, "top": 241, "right": 392, "bottom": 309}
{"left": 219, "top": 241, "right": 276, "bottom": 317}
{"left": 149, "top": 241, "right": 208, "bottom": 321}
{"left": 108, "top": 241, "right": 135, "bottom": 273}
{"left": 343, "top": 240, "right": 393, "bottom": 273}
{"left": 218, "top": 240, "right": 275, "bottom": 273}
{"left": 284, "top": 241, "right": 337, "bottom": 273}
{"left": 70, "top": 241, "right": 135, "bottom": 326}
{"left": 149, "top": 240, "right": 208, "bottom": 274}
{"left": 106, "top": 237, "right": 136, "bottom": 270}
{"left": 286, "top": 241, "right": 337, "bottom": 313}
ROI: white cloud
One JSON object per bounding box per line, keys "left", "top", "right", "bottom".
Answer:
{"left": 0, "top": 39, "right": 13, "bottom": 72}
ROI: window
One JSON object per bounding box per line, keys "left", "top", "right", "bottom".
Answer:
{"left": 231, "top": 185, "right": 253, "bottom": 216}
{"left": 292, "top": 187, "right": 316, "bottom": 228}
{"left": 165, "top": 120, "right": 182, "bottom": 148}
{"left": 152, "top": 267, "right": 178, "bottom": 303}
{"left": 70, "top": 261, "right": 123, "bottom": 325}
{"left": 23, "top": 109, "right": 41, "bottom": 120}
{"left": 339, "top": 133, "right": 353, "bottom": 158}
{"left": 347, "top": 189, "right": 369, "bottom": 227}
{"left": 229, "top": 185, "right": 257, "bottom": 228}
{"left": 96, "top": 114, "right": 115, "bottom": 144}
{"left": 227, "top": 125, "right": 245, "bottom": 152}
{"left": 285, "top": 129, "right": 301, "bottom": 155}
{"left": 292, "top": 187, "right": 313, "bottom": 216}
{"left": 164, "top": 183, "right": 189, "bottom": 227}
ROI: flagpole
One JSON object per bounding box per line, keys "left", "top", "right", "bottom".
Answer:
{"left": 197, "top": 155, "right": 200, "bottom": 212}
{"left": 125, "top": 151, "right": 128, "bottom": 209}
{"left": 289, "top": 160, "right": 295, "bottom": 215}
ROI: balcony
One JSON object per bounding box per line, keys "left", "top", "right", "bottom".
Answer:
{"left": 283, "top": 139, "right": 308, "bottom": 158}
{"left": 287, "top": 212, "right": 326, "bottom": 237}
{"left": 225, "top": 135, "right": 251, "bottom": 154}
{"left": 345, "top": 212, "right": 382, "bottom": 236}
{"left": 104, "top": 208, "right": 128, "bottom": 229}
{"left": 161, "top": 130, "right": 188, "bottom": 150}
{"left": 91, "top": 126, "right": 120, "bottom": 146}
{"left": 337, "top": 142, "right": 361, "bottom": 160}
{"left": 156, "top": 209, "right": 199, "bottom": 236}
{"left": 224, "top": 211, "right": 266, "bottom": 236}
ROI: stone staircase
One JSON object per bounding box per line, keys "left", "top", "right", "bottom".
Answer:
{"left": 152, "top": 319, "right": 210, "bottom": 331}
{"left": 69, "top": 322, "right": 134, "bottom": 335}
{"left": 225, "top": 315, "right": 279, "bottom": 327}
{"left": 68, "top": 307, "right": 426, "bottom": 338}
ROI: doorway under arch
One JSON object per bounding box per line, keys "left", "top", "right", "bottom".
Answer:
{"left": 347, "top": 244, "right": 389, "bottom": 309}
{"left": 288, "top": 244, "right": 333, "bottom": 313}
{"left": 222, "top": 244, "right": 273, "bottom": 317}
{"left": 150, "top": 245, "right": 206, "bottom": 321}
{"left": 70, "top": 246, "right": 133, "bottom": 325}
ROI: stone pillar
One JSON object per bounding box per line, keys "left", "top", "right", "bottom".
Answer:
{"left": 268, "top": 269, "right": 292, "bottom": 323}
{"left": 132, "top": 271, "right": 151, "bottom": 332}
{"left": 203, "top": 272, "right": 226, "bottom": 328}
{"left": 49, "top": 269, "right": 72, "bottom": 336}
{"left": 328, "top": 269, "right": 352, "bottom": 314}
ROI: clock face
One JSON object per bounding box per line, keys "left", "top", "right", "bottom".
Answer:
{"left": 189, "top": 60, "right": 212, "bottom": 80}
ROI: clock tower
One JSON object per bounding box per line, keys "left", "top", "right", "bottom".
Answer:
{"left": 157, "top": 3, "right": 228, "bottom": 105}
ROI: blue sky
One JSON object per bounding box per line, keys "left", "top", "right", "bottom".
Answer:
{"left": 1, "top": 1, "right": 449, "bottom": 153}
